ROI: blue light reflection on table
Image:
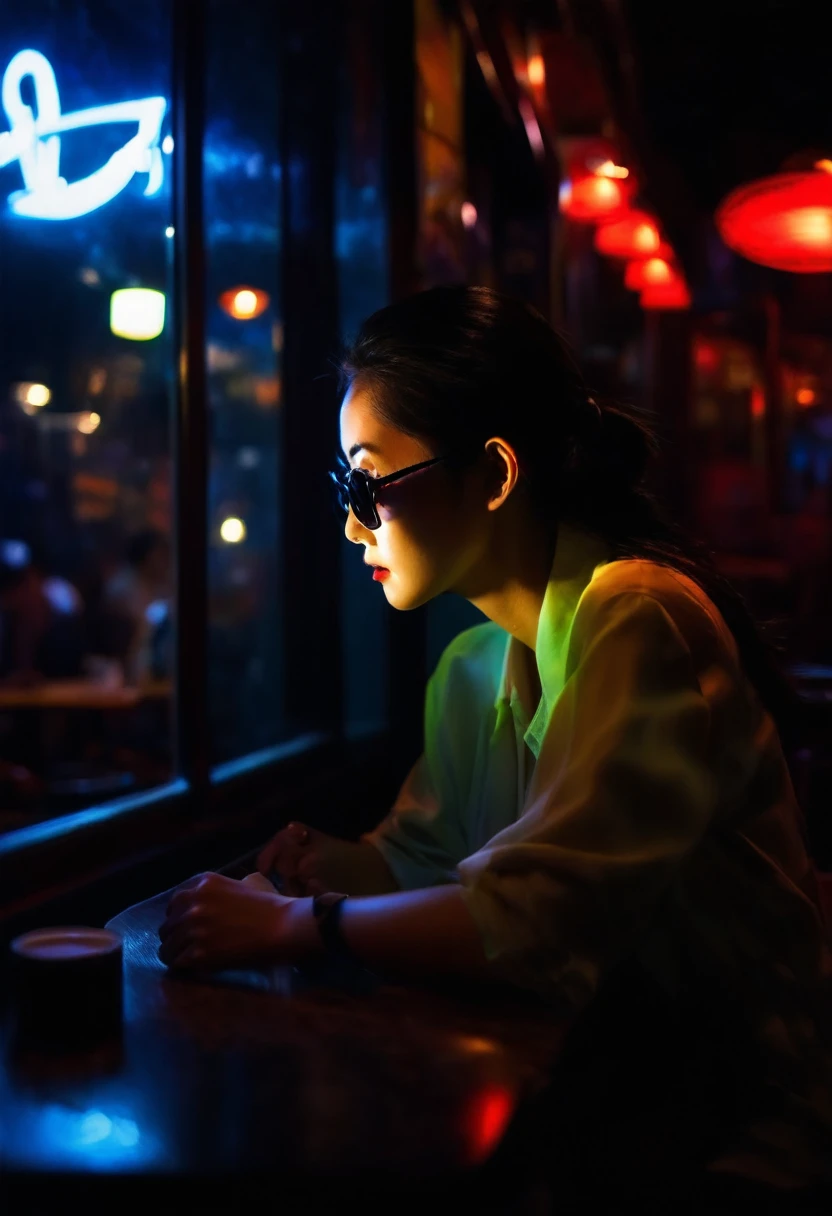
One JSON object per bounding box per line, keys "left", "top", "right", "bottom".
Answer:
{"left": 6, "top": 1097, "right": 163, "bottom": 1171}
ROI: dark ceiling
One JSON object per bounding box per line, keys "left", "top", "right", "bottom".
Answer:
{"left": 621, "top": 0, "right": 832, "bottom": 213}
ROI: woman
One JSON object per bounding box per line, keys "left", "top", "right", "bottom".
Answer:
{"left": 159, "top": 287, "right": 832, "bottom": 1208}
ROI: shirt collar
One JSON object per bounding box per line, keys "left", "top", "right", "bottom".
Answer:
{"left": 494, "top": 522, "right": 612, "bottom": 724}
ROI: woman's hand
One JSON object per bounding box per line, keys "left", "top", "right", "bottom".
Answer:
{"left": 157, "top": 872, "right": 297, "bottom": 970}
{"left": 256, "top": 822, "right": 351, "bottom": 896}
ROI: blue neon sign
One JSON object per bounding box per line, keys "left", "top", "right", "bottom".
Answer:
{"left": 0, "top": 49, "right": 166, "bottom": 220}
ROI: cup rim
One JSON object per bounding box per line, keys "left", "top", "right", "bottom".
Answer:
{"left": 11, "top": 926, "right": 122, "bottom": 961}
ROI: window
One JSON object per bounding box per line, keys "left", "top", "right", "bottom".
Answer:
{"left": 0, "top": 0, "right": 403, "bottom": 879}
{"left": 0, "top": 2, "right": 174, "bottom": 833}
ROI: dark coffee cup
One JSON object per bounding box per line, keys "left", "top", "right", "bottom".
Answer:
{"left": 9, "top": 926, "right": 123, "bottom": 1051}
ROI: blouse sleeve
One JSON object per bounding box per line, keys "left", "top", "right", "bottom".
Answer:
{"left": 457, "top": 592, "right": 717, "bottom": 1011}
{"left": 361, "top": 660, "right": 470, "bottom": 890}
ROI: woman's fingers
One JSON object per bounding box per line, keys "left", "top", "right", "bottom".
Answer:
{"left": 257, "top": 822, "right": 312, "bottom": 879}
{"left": 158, "top": 922, "right": 198, "bottom": 967}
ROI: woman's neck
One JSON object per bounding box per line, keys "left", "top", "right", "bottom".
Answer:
{"left": 459, "top": 511, "right": 558, "bottom": 652}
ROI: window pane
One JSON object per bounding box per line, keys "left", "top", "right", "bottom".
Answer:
{"left": 204, "top": 0, "right": 283, "bottom": 765}
{"left": 0, "top": 4, "right": 174, "bottom": 833}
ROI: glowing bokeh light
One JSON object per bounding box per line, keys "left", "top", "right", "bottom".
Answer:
{"left": 595, "top": 211, "right": 661, "bottom": 258}
{"left": 527, "top": 54, "right": 545, "bottom": 87}
{"left": 624, "top": 256, "right": 677, "bottom": 291}
{"left": 18, "top": 382, "right": 51, "bottom": 407}
{"left": 640, "top": 279, "right": 692, "bottom": 310}
{"left": 461, "top": 201, "right": 478, "bottom": 228}
{"left": 796, "top": 387, "right": 817, "bottom": 406}
{"left": 77, "top": 411, "right": 101, "bottom": 434}
{"left": 219, "top": 286, "right": 270, "bottom": 320}
{"left": 559, "top": 174, "right": 624, "bottom": 222}
{"left": 110, "top": 288, "right": 165, "bottom": 340}
{"left": 716, "top": 171, "right": 832, "bottom": 272}
{"left": 592, "top": 158, "right": 630, "bottom": 179}
{"left": 220, "top": 517, "right": 246, "bottom": 544}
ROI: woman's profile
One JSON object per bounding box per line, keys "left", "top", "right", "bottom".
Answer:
{"left": 159, "top": 286, "right": 832, "bottom": 1208}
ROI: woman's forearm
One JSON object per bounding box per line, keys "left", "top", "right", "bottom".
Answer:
{"left": 284, "top": 884, "right": 492, "bottom": 980}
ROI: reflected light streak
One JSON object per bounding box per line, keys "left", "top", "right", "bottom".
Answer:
{"left": 518, "top": 96, "right": 544, "bottom": 157}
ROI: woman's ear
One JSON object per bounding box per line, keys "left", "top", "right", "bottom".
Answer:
{"left": 483, "top": 437, "right": 521, "bottom": 512}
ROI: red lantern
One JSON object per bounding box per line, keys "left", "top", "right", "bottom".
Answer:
{"left": 595, "top": 211, "right": 661, "bottom": 258}
{"left": 640, "top": 279, "right": 691, "bottom": 310}
{"left": 715, "top": 171, "right": 832, "bottom": 272}
{"left": 624, "top": 254, "right": 678, "bottom": 291}
{"left": 558, "top": 137, "right": 633, "bottom": 223}
{"left": 559, "top": 174, "right": 627, "bottom": 222}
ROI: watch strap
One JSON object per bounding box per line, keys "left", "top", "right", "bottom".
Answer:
{"left": 312, "top": 891, "right": 349, "bottom": 957}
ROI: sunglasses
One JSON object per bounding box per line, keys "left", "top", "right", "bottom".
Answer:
{"left": 329, "top": 454, "right": 449, "bottom": 530}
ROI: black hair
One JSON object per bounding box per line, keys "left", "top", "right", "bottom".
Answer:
{"left": 340, "top": 285, "right": 802, "bottom": 751}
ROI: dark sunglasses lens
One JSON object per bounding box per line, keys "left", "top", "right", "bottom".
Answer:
{"left": 348, "top": 471, "right": 377, "bottom": 527}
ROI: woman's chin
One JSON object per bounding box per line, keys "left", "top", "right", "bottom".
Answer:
{"left": 385, "top": 580, "right": 439, "bottom": 612}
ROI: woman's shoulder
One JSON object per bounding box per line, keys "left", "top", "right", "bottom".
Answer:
{"left": 578, "top": 557, "right": 735, "bottom": 658}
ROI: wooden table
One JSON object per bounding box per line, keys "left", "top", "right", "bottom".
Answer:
{"left": 0, "top": 881, "right": 568, "bottom": 1213}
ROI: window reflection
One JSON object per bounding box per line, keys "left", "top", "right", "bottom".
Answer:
{"left": 336, "top": 1, "right": 389, "bottom": 737}
{"left": 0, "top": 2, "right": 174, "bottom": 832}
{"left": 205, "top": 0, "right": 284, "bottom": 765}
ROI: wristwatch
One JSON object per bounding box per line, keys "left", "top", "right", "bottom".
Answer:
{"left": 311, "top": 891, "right": 350, "bottom": 958}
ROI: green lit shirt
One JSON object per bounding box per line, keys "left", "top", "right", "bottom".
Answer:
{"left": 364, "top": 522, "right": 832, "bottom": 1188}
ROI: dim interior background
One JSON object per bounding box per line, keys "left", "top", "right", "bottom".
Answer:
{"left": 1, "top": 0, "right": 831, "bottom": 936}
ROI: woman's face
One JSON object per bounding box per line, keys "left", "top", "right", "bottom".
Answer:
{"left": 339, "top": 384, "right": 500, "bottom": 611}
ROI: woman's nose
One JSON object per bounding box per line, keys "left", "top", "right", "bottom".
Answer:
{"left": 344, "top": 506, "right": 366, "bottom": 544}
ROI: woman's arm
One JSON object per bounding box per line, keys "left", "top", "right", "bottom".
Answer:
{"left": 284, "top": 885, "right": 491, "bottom": 979}
{"left": 158, "top": 872, "right": 491, "bottom": 980}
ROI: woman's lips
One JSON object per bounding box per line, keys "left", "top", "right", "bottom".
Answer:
{"left": 372, "top": 567, "right": 390, "bottom": 581}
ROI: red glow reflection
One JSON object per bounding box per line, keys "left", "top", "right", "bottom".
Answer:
{"left": 463, "top": 1084, "right": 514, "bottom": 1164}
